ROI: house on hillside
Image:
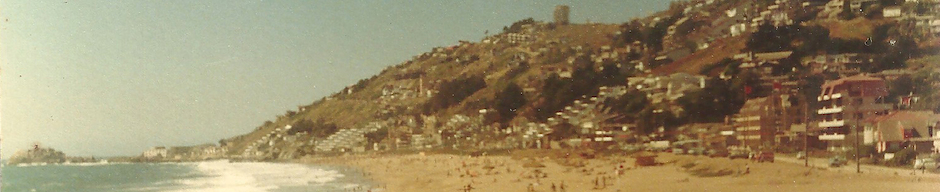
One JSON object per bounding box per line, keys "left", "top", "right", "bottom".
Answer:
{"left": 540, "top": 65, "right": 573, "bottom": 78}
{"left": 821, "top": 0, "right": 845, "bottom": 18}
{"left": 863, "top": 111, "right": 940, "bottom": 153}
{"left": 884, "top": 6, "right": 902, "bottom": 18}
{"left": 850, "top": 0, "right": 876, "bottom": 10}
{"left": 736, "top": 51, "right": 793, "bottom": 76}
{"left": 506, "top": 33, "right": 534, "bottom": 44}
{"left": 802, "top": 0, "right": 830, "bottom": 9}
{"left": 803, "top": 53, "right": 875, "bottom": 75}
{"left": 628, "top": 73, "right": 706, "bottom": 105}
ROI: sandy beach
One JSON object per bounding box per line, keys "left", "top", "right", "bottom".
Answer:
{"left": 299, "top": 151, "right": 940, "bottom": 192}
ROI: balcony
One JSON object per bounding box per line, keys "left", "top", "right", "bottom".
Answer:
{"left": 818, "top": 119, "right": 845, "bottom": 128}
{"left": 831, "top": 93, "right": 842, "bottom": 99}
{"left": 818, "top": 134, "right": 846, "bottom": 141}
{"left": 818, "top": 93, "right": 843, "bottom": 101}
{"left": 816, "top": 106, "right": 843, "bottom": 114}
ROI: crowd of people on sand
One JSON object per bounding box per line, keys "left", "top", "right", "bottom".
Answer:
{"left": 323, "top": 154, "right": 735, "bottom": 192}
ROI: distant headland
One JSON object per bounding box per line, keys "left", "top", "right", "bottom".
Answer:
{"left": 6, "top": 143, "right": 100, "bottom": 166}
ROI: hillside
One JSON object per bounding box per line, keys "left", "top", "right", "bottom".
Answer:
{"left": 216, "top": 0, "right": 940, "bottom": 160}
{"left": 221, "top": 21, "right": 629, "bottom": 158}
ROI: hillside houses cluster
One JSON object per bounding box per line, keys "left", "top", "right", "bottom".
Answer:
{"left": 735, "top": 51, "right": 793, "bottom": 76}
{"left": 802, "top": 53, "right": 877, "bottom": 75}
{"left": 628, "top": 73, "right": 706, "bottom": 105}
{"left": 241, "top": 125, "right": 304, "bottom": 158}
{"left": 314, "top": 128, "right": 373, "bottom": 153}
{"left": 546, "top": 86, "right": 633, "bottom": 146}
{"left": 141, "top": 1, "right": 940, "bottom": 168}
{"left": 141, "top": 144, "right": 227, "bottom": 161}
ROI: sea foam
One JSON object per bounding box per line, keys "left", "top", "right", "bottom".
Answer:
{"left": 170, "top": 160, "right": 344, "bottom": 192}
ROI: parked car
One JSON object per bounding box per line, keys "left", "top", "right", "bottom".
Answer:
{"left": 796, "top": 151, "right": 806, "bottom": 160}
{"left": 829, "top": 156, "right": 847, "bottom": 167}
{"left": 729, "top": 150, "right": 749, "bottom": 159}
{"left": 672, "top": 148, "right": 685, "bottom": 155}
{"left": 755, "top": 152, "right": 774, "bottom": 163}
{"left": 707, "top": 149, "right": 729, "bottom": 158}
{"left": 914, "top": 158, "right": 939, "bottom": 170}
{"left": 687, "top": 147, "right": 706, "bottom": 155}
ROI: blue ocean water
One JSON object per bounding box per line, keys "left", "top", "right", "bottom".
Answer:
{"left": 0, "top": 160, "right": 374, "bottom": 192}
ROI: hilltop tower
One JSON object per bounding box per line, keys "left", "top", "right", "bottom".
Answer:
{"left": 554, "top": 5, "right": 570, "bottom": 25}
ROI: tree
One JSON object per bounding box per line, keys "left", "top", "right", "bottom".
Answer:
{"left": 536, "top": 74, "right": 566, "bottom": 120}
{"left": 599, "top": 63, "right": 626, "bottom": 86}
{"left": 494, "top": 83, "right": 527, "bottom": 126}
{"left": 604, "top": 91, "right": 649, "bottom": 116}
{"left": 839, "top": 0, "right": 857, "bottom": 20}
{"left": 913, "top": 2, "right": 931, "bottom": 15}
{"left": 365, "top": 128, "right": 389, "bottom": 145}
{"left": 288, "top": 118, "right": 340, "bottom": 138}
{"left": 879, "top": 0, "right": 901, "bottom": 6}
{"left": 634, "top": 106, "right": 680, "bottom": 136}
{"left": 636, "top": 107, "right": 657, "bottom": 134}
{"left": 643, "top": 12, "right": 682, "bottom": 52}
{"left": 548, "top": 122, "right": 578, "bottom": 140}
{"left": 731, "top": 70, "right": 766, "bottom": 99}
{"left": 613, "top": 20, "right": 644, "bottom": 47}
{"left": 503, "top": 18, "right": 536, "bottom": 34}
{"left": 426, "top": 75, "right": 487, "bottom": 114}
{"left": 534, "top": 56, "right": 602, "bottom": 120}
{"left": 799, "top": 75, "right": 825, "bottom": 120}
{"left": 888, "top": 75, "right": 914, "bottom": 104}
{"left": 746, "top": 23, "right": 795, "bottom": 52}
{"left": 677, "top": 79, "right": 740, "bottom": 123}
{"left": 793, "top": 25, "right": 831, "bottom": 55}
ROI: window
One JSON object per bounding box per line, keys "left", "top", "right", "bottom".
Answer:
{"left": 854, "top": 98, "right": 863, "bottom": 106}
{"left": 849, "top": 85, "right": 861, "bottom": 96}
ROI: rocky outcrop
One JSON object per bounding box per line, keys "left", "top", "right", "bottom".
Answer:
{"left": 7, "top": 147, "right": 96, "bottom": 165}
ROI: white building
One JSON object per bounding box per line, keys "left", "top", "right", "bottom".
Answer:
{"left": 883, "top": 6, "right": 902, "bottom": 18}
{"left": 143, "top": 147, "right": 168, "bottom": 158}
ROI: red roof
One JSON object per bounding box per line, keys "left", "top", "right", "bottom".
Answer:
{"left": 821, "top": 74, "right": 883, "bottom": 88}
{"left": 864, "top": 111, "right": 940, "bottom": 123}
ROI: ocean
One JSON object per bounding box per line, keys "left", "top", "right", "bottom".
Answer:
{"left": 0, "top": 160, "right": 375, "bottom": 192}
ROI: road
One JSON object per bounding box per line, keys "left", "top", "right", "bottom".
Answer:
{"left": 775, "top": 155, "right": 938, "bottom": 175}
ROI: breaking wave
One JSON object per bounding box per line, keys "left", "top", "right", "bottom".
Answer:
{"left": 170, "top": 160, "right": 345, "bottom": 192}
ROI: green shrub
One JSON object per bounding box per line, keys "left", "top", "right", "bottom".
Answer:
{"left": 887, "top": 147, "right": 916, "bottom": 166}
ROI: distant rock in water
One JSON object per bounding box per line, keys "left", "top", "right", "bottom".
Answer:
{"left": 7, "top": 146, "right": 96, "bottom": 165}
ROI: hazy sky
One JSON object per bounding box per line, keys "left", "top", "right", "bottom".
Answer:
{"left": 0, "top": 0, "right": 670, "bottom": 158}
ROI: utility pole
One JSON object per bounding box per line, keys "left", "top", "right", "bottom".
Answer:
{"left": 855, "top": 123, "right": 861, "bottom": 173}
{"left": 803, "top": 92, "right": 809, "bottom": 167}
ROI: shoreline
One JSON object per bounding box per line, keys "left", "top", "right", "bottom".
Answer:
{"left": 297, "top": 151, "right": 940, "bottom": 192}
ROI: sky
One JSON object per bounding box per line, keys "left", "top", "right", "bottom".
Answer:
{"left": 0, "top": 0, "right": 671, "bottom": 158}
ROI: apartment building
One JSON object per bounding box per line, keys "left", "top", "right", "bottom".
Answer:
{"left": 734, "top": 92, "right": 806, "bottom": 148}
{"left": 816, "top": 75, "right": 892, "bottom": 148}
